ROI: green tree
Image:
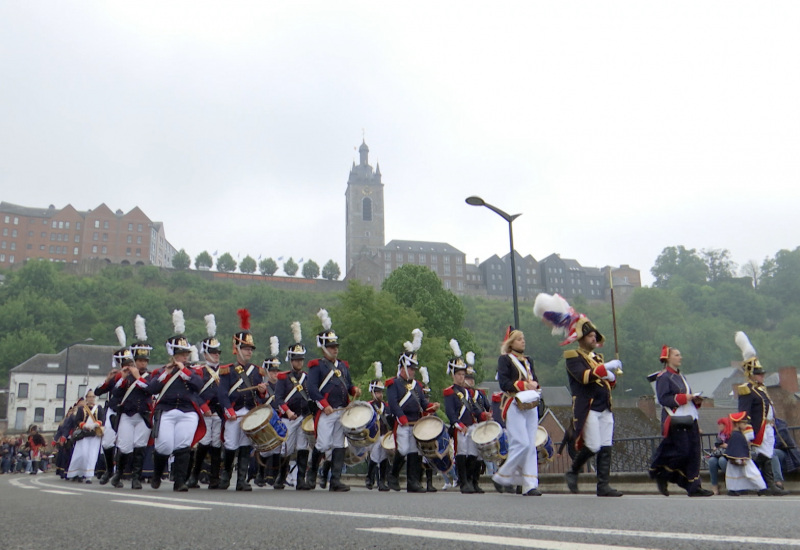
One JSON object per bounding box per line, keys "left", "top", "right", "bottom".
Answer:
{"left": 0, "top": 329, "right": 55, "bottom": 385}
{"left": 240, "top": 255, "right": 257, "bottom": 274}
{"left": 302, "top": 259, "right": 320, "bottom": 279}
{"left": 195, "top": 251, "right": 213, "bottom": 270}
{"left": 216, "top": 252, "right": 237, "bottom": 273}
{"left": 283, "top": 257, "right": 298, "bottom": 276}
{"left": 760, "top": 247, "right": 800, "bottom": 307}
{"left": 172, "top": 249, "right": 191, "bottom": 270}
{"left": 322, "top": 260, "right": 341, "bottom": 280}
{"left": 651, "top": 246, "right": 708, "bottom": 288}
{"left": 701, "top": 248, "right": 736, "bottom": 283}
{"left": 259, "top": 257, "right": 278, "bottom": 276}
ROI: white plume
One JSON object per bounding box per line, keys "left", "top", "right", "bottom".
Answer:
{"left": 172, "top": 309, "right": 185, "bottom": 334}
{"left": 466, "top": 351, "right": 475, "bottom": 366}
{"left": 115, "top": 326, "right": 126, "bottom": 347}
{"left": 420, "top": 366, "right": 430, "bottom": 385}
{"left": 735, "top": 331, "right": 757, "bottom": 361}
{"left": 190, "top": 345, "right": 199, "bottom": 363}
{"left": 403, "top": 328, "right": 423, "bottom": 352}
{"left": 317, "top": 309, "right": 332, "bottom": 331}
{"left": 373, "top": 361, "right": 383, "bottom": 379}
{"left": 449, "top": 338, "right": 462, "bottom": 358}
{"left": 291, "top": 321, "right": 302, "bottom": 343}
{"left": 134, "top": 315, "right": 147, "bottom": 341}
{"left": 204, "top": 314, "right": 216, "bottom": 337}
{"left": 533, "top": 293, "right": 574, "bottom": 335}
{"left": 270, "top": 336, "right": 280, "bottom": 357}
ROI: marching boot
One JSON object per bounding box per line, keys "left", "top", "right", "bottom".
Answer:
{"left": 130, "top": 447, "right": 145, "bottom": 490}
{"left": 565, "top": 446, "right": 595, "bottom": 494}
{"left": 425, "top": 465, "right": 437, "bottom": 492}
{"left": 274, "top": 457, "right": 289, "bottom": 490}
{"left": 595, "top": 446, "right": 623, "bottom": 497}
{"left": 387, "top": 453, "right": 405, "bottom": 492}
{"left": 172, "top": 448, "right": 191, "bottom": 492}
{"left": 319, "top": 459, "right": 331, "bottom": 489}
{"left": 306, "top": 448, "right": 322, "bottom": 490}
{"left": 378, "top": 459, "right": 390, "bottom": 492}
{"left": 365, "top": 460, "right": 377, "bottom": 490}
{"left": 187, "top": 444, "right": 208, "bottom": 489}
{"left": 207, "top": 446, "right": 222, "bottom": 489}
{"left": 470, "top": 457, "right": 485, "bottom": 494}
{"left": 406, "top": 453, "right": 425, "bottom": 493}
{"left": 236, "top": 446, "right": 253, "bottom": 491}
{"left": 266, "top": 454, "right": 281, "bottom": 486}
{"left": 295, "top": 450, "right": 312, "bottom": 490}
{"left": 329, "top": 447, "right": 350, "bottom": 492}
{"left": 456, "top": 455, "right": 474, "bottom": 494}
{"left": 756, "top": 454, "right": 789, "bottom": 496}
{"left": 99, "top": 448, "right": 116, "bottom": 485}
{"left": 151, "top": 452, "right": 169, "bottom": 490}
{"left": 254, "top": 462, "right": 266, "bottom": 487}
{"left": 111, "top": 452, "right": 129, "bottom": 489}
{"left": 218, "top": 448, "right": 236, "bottom": 490}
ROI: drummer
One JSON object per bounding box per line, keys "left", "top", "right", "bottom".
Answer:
{"left": 256, "top": 338, "right": 285, "bottom": 488}
{"left": 217, "top": 309, "right": 268, "bottom": 491}
{"left": 306, "top": 309, "right": 360, "bottom": 492}
{"left": 444, "top": 340, "right": 489, "bottom": 494}
{"left": 365, "top": 362, "right": 391, "bottom": 491}
{"left": 465, "top": 356, "right": 490, "bottom": 492}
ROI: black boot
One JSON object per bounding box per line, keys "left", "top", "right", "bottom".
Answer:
{"left": 425, "top": 465, "right": 437, "bottom": 492}
{"left": 456, "top": 455, "right": 474, "bottom": 494}
{"left": 236, "top": 447, "right": 253, "bottom": 491}
{"left": 319, "top": 460, "right": 331, "bottom": 489}
{"left": 387, "top": 453, "right": 405, "bottom": 492}
{"left": 595, "top": 446, "right": 623, "bottom": 497}
{"left": 295, "top": 450, "right": 312, "bottom": 490}
{"left": 99, "top": 448, "right": 116, "bottom": 485}
{"left": 172, "top": 448, "right": 191, "bottom": 492}
{"left": 756, "top": 454, "right": 789, "bottom": 496}
{"left": 207, "top": 446, "right": 222, "bottom": 489}
{"left": 219, "top": 449, "right": 236, "bottom": 490}
{"left": 274, "top": 457, "right": 289, "bottom": 490}
{"left": 406, "top": 453, "right": 425, "bottom": 493}
{"left": 266, "top": 454, "right": 281, "bottom": 486}
{"left": 471, "top": 457, "right": 485, "bottom": 493}
{"left": 329, "top": 447, "right": 350, "bottom": 492}
{"left": 187, "top": 445, "right": 208, "bottom": 489}
{"left": 306, "top": 448, "right": 322, "bottom": 490}
{"left": 111, "top": 452, "right": 129, "bottom": 489}
{"left": 365, "top": 460, "right": 377, "bottom": 490}
{"left": 378, "top": 459, "right": 390, "bottom": 492}
{"left": 565, "top": 447, "right": 594, "bottom": 494}
{"left": 254, "top": 462, "right": 266, "bottom": 487}
{"left": 151, "top": 452, "right": 169, "bottom": 489}
{"left": 130, "top": 447, "right": 145, "bottom": 490}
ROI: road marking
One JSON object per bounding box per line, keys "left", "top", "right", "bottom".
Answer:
{"left": 358, "top": 527, "right": 656, "bottom": 550}
{"left": 112, "top": 500, "right": 210, "bottom": 511}
{"left": 30, "top": 479, "right": 800, "bottom": 547}
{"left": 41, "top": 489, "right": 80, "bottom": 495}
{"left": 9, "top": 478, "right": 35, "bottom": 489}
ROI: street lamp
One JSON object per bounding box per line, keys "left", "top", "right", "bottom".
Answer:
{"left": 62, "top": 338, "right": 94, "bottom": 418}
{"left": 466, "top": 196, "right": 522, "bottom": 329}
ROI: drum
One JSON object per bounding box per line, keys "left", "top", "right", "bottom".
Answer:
{"left": 471, "top": 421, "right": 508, "bottom": 464}
{"left": 302, "top": 415, "right": 316, "bottom": 449}
{"left": 240, "top": 405, "right": 287, "bottom": 453}
{"left": 413, "top": 416, "right": 451, "bottom": 460}
{"left": 534, "top": 426, "right": 554, "bottom": 464}
{"left": 380, "top": 432, "right": 396, "bottom": 458}
{"left": 344, "top": 439, "right": 367, "bottom": 466}
{"left": 340, "top": 401, "right": 379, "bottom": 448}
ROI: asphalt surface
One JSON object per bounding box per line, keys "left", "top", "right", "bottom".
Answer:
{"left": 2, "top": 473, "right": 799, "bottom": 550}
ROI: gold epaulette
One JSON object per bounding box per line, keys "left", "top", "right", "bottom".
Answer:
{"left": 563, "top": 349, "right": 579, "bottom": 359}
{"left": 219, "top": 365, "right": 231, "bottom": 375}
{"left": 737, "top": 383, "right": 751, "bottom": 396}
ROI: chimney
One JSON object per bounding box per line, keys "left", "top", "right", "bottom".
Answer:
{"left": 778, "top": 366, "right": 799, "bottom": 394}
{"left": 637, "top": 395, "right": 656, "bottom": 421}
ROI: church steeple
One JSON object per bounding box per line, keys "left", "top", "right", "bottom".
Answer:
{"left": 359, "top": 140, "right": 369, "bottom": 166}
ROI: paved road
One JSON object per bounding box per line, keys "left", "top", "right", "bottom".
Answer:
{"left": 2, "top": 474, "right": 799, "bottom": 550}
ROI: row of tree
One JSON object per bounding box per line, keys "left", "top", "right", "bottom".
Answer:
{"left": 171, "top": 250, "right": 341, "bottom": 280}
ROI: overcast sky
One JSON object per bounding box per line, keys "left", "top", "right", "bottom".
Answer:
{"left": 2, "top": 2, "right": 798, "bottom": 286}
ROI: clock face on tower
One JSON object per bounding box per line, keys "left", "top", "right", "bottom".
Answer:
{"left": 361, "top": 187, "right": 373, "bottom": 196}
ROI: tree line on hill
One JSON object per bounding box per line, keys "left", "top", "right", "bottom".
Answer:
{"left": 171, "top": 249, "right": 341, "bottom": 280}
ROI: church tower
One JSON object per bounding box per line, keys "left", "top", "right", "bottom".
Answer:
{"left": 345, "top": 139, "right": 385, "bottom": 286}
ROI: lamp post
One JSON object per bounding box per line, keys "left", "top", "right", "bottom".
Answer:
{"left": 62, "top": 338, "right": 94, "bottom": 419}
{"left": 466, "top": 196, "right": 522, "bottom": 329}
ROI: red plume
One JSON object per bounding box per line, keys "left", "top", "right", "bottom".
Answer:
{"left": 237, "top": 308, "right": 251, "bottom": 330}
{"left": 504, "top": 325, "right": 514, "bottom": 341}
{"left": 659, "top": 345, "right": 669, "bottom": 362}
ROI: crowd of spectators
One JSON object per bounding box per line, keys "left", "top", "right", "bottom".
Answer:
{"left": 0, "top": 431, "right": 51, "bottom": 475}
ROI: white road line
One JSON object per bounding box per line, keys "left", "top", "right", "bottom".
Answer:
{"left": 29, "top": 479, "right": 800, "bottom": 547}
{"left": 41, "top": 489, "right": 80, "bottom": 495}
{"left": 112, "top": 500, "right": 210, "bottom": 511}
{"left": 8, "top": 478, "right": 35, "bottom": 489}
{"left": 358, "top": 527, "right": 657, "bottom": 550}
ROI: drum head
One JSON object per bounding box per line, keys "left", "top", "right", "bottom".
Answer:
{"left": 412, "top": 416, "right": 444, "bottom": 441}
{"left": 471, "top": 421, "right": 501, "bottom": 445}
{"left": 381, "top": 432, "right": 395, "bottom": 451}
{"left": 241, "top": 407, "right": 271, "bottom": 431}
{"left": 341, "top": 403, "right": 374, "bottom": 429}
{"left": 534, "top": 426, "right": 549, "bottom": 447}
{"left": 301, "top": 415, "right": 314, "bottom": 432}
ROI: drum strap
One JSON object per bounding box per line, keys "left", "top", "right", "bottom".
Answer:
{"left": 285, "top": 372, "right": 310, "bottom": 403}
{"left": 154, "top": 368, "right": 183, "bottom": 407}
{"left": 318, "top": 361, "right": 340, "bottom": 392}
{"left": 399, "top": 380, "right": 423, "bottom": 413}
{"left": 229, "top": 365, "right": 255, "bottom": 396}
{"left": 121, "top": 372, "right": 148, "bottom": 405}
{"left": 199, "top": 366, "right": 220, "bottom": 395}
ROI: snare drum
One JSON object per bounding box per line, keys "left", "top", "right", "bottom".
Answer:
{"left": 340, "top": 401, "right": 379, "bottom": 448}
{"left": 380, "top": 432, "right": 396, "bottom": 458}
{"left": 301, "top": 415, "right": 316, "bottom": 449}
{"left": 471, "top": 421, "right": 508, "bottom": 464}
{"left": 344, "top": 439, "right": 367, "bottom": 466}
{"left": 413, "top": 416, "right": 451, "bottom": 460}
{"left": 534, "top": 426, "right": 554, "bottom": 464}
{"left": 240, "top": 405, "right": 287, "bottom": 453}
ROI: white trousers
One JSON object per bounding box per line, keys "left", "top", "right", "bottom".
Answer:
{"left": 582, "top": 410, "right": 614, "bottom": 453}
{"left": 754, "top": 424, "right": 775, "bottom": 459}
{"left": 66, "top": 436, "right": 101, "bottom": 479}
{"left": 224, "top": 407, "right": 254, "bottom": 450}
{"left": 368, "top": 436, "right": 387, "bottom": 464}
{"left": 199, "top": 415, "right": 223, "bottom": 448}
{"left": 154, "top": 409, "right": 198, "bottom": 456}
{"left": 396, "top": 424, "right": 416, "bottom": 456}
{"left": 455, "top": 425, "right": 479, "bottom": 457}
{"left": 282, "top": 416, "right": 308, "bottom": 456}
{"left": 492, "top": 404, "right": 539, "bottom": 492}
{"left": 315, "top": 410, "right": 345, "bottom": 452}
{"left": 101, "top": 417, "right": 117, "bottom": 450}
{"left": 117, "top": 414, "right": 150, "bottom": 454}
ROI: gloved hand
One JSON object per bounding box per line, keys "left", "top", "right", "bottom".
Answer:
{"left": 603, "top": 370, "right": 616, "bottom": 382}
{"left": 604, "top": 359, "right": 623, "bottom": 372}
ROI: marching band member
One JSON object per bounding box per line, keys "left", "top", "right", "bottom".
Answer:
{"left": 258, "top": 337, "right": 284, "bottom": 488}
{"left": 736, "top": 332, "right": 790, "bottom": 496}
{"left": 491, "top": 327, "right": 542, "bottom": 496}
{"left": 724, "top": 411, "right": 766, "bottom": 495}
{"left": 95, "top": 327, "right": 128, "bottom": 485}
{"left": 217, "top": 309, "right": 267, "bottom": 491}
{"left": 275, "top": 322, "right": 313, "bottom": 491}
{"left": 365, "top": 362, "right": 391, "bottom": 491}
{"left": 464, "top": 355, "right": 489, "bottom": 493}
{"left": 444, "top": 340, "right": 489, "bottom": 494}
{"left": 419, "top": 374, "right": 439, "bottom": 493}
{"left": 306, "top": 309, "right": 360, "bottom": 492}
{"left": 66, "top": 390, "right": 103, "bottom": 482}
{"left": 187, "top": 314, "right": 224, "bottom": 489}
{"left": 649, "top": 346, "right": 714, "bottom": 497}
{"left": 146, "top": 310, "right": 205, "bottom": 492}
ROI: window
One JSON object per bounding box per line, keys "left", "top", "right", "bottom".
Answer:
{"left": 41, "top": 231, "right": 46, "bottom": 238}
{"left": 408, "top": 253, "right": 415, "bottom": 263}
{"left": 65, "top": 222, "right": 70, "bottom": 229}
{"left": 396, "top": 252, "right": 403, "bottom": 262}
{"left": 457, "top": 281, "right": 464, "bottom": 290}
{"left": 137, "top": 223, "right": 143, "bottom": 232}
{"left": 443, "top": 256, "right": 450, "bottom": 264}
{"left": 136, "top": 236, "right": 142, "bottom": 244}
{"left": 92, "top": 245, "right": 98, "bottom": 253}
{"left": 18, "top": 382, "right": 29, "bottom": 398}
{"left": 128, "top": 223, "right": 133, "bottom": 231}
{"left": 54, "top": 408, "right": 65, "bottom": 422}
{"left": 13, "top": 217, "right": 18, "bottom": 225}
{"left": 73, "top": 247, "right": 79, "bottom": 255}
{"left": 362, "top": 197, "right": 372, "bottom": 221}
{"left": 58, "top": 221, "right": 64, "bottom": 229}
{"left": 102, "top": 233, "right": 108, "bottom": 241}
{"left": 14, "top": 408, "right": 26, "bottom": 431}
{"left": 94, "top": 220, "right": 100, "bottom": 228}
{"left": 101, "top": 246, "right": 107, "bottom": 254}
{"left": 52, "top": 220, "right": 57, "bottom": 228}
{"left": 419, "top": 254, "right": 426, "bottom": 263}
{"left": 34, "top": 408, "right": 45, "bottom": 423}
{"left": 2, "top": 215, "right": 7, "bottom": 223}
{"left": 77, "top": 384, "right": 87, "bottom": 400}
{"left": 431, "top": 255, "right": 437, "bottom": 263}
{"left": 0, "top": 242, "right": 4, "bottom": 249}
{"left": 126, "top": 247, "right": 131, "bottom": 256}
{"left": 93, "top": 232, "right": 98, "bottom": 241}
{"left": 136, "top": 248, "right": 141, "bottom": 256}
{"left": 444, "top": 264, "right": 451, "bottom": 275}
{"left": 444, "top": 280, "right": 451, "bottom": 289}
{"left": 456, "top": 266, "right": 463, "bottom": 276}
{"left": 127, "top": 235, "right": 132, "bottom": 243}
{"left": 1, "top": 228, "right": 6, "bottom": 236}
{"left": 36, "top": 383, "right": 46, "bottom": 399}
{"left": 103, "top": 221, "right": 109, "bottom": 229}
{"left": 76, "top": 222, "right": 81, "bottom": 230}
{"left": 456, "top": 256, "right": 462, "bottom": 264}
{"left": 74, "top": 234, "right": 80, "bottom": 242}
{"left": 56, "top": 384, "right": 65, "bottom": 399}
